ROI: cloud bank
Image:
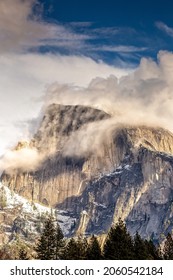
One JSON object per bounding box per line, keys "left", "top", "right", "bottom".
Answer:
{"left": 1, "top": 0, "right": 173, "bottom": 172}
{"left": 0, "top": 53, "right": 128, "bottom": 156}
{"left": 45, "top": 51, "right": 173, "bottom": 128}
{"left": 0, "top": 0, "right": 131, "bottom": 157}
{"left": 44, "top": 51, "right": 173, "bottom": 157}
{"left": 1, "top": 50, "right": 173, "bottom": 160}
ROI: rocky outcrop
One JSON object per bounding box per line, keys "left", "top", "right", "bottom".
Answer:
{"left": 1, "top": 104, "right": 110, "bottom": 206}
{"left": 0, "top": 183, "right": 75, "bottom": 244}
{"left": 65, "top": 147, "right": 173, "bottom": 241}
{"left": 1, "top": 104, "right": 173, "bottom": 242}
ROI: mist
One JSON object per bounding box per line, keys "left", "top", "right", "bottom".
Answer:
{"left": 1, "top": 50, "right": 173, "bottom": 170}
{"left": 45, "top": 51, "right": 173, "bottom": 130}
{"left": 0, "top": 146, "right": 43, "bottom": 175}
{"left": 1, "top": 0, "right": 173, "bottom": 172}
{"left": 44, "top": 51, "right": 173, "bottom": 157}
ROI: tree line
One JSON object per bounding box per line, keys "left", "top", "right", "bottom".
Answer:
{"left": 0, "top": 215, "right": 173, "bottom": 260}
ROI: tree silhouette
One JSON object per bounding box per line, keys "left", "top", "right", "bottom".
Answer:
{"left": 87, "top": 235, "right": 102, "bottom": 260}
{"left": 144, "top": 239, "right": 161, "bottom": 260}
{"left": 64, "top": 236, "right": 88, "bottom": 260}
{"left": 63, "top": 238, "right": 80, "bottom": 260}
{"left": 35, "top": 215, "right": 64, "bottom": 260}
{"left": 133, "top": 232, "right": 148, "bottom": 259}
{"left": 35, "top": 215, "right": 56, "bottom": 259}
{"left": 54, "top": 223, "right": 64, "bottom": 259}
{"left": 103, "top": 218, "right": 134, "bottom": 259}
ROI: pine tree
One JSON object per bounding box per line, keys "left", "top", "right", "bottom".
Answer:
{"left": 64, "top": 236, "right": 88, "bottom": 260}
{"left": 35, "top": 215, "right": 56, "bottom": 260}
{"left": 163, "top": 233, "right": 173, "bottom": 260}
{"left": 35, "top": 215, "right": 65, "bottom": 260}
{"left": 103, "top": 218, "right": 134, "bottom": 260}
{"left": 63, "top": 238, "right": 80, "bottom": 260}
{"left": 87, "top": 235, "right": 102, "bottom": 260}
{"left": 144, "top": 239, "right": 161, "bottom": 260}
{"left": 54, "top": 223, "right": 65, "bottom": 259}
{"left": 133, "top": 232, "right": 148, "bottom": 259}
{"left": 76, "top": 236, "right": 88, "bottom": 260}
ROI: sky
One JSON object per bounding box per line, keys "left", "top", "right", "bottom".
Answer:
{"left": 1, "top": 0, "right": 173, "bottom": 157}
{"left": 40, "top": 0, "right": 173, "bottom": 64}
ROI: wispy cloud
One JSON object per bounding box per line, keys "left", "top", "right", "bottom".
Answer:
{"left": 0, "top": 0, "right": 91, "bottom": 53}
{"left": 91, "top": 26, "right": 136, "bottom": 38}
{"left": 97, "top": 45, "right": 148, "bottom": 53}
{"left": 69, "top": 22, "right": 93, "bottom": 28}
{"left": 0, "top": 0, "right": 149, "bottom": 58}
{"left": 155, "top": 21, "right": 173, "bottom": 37}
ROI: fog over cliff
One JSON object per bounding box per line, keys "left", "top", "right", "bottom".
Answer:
{"left": 1, "top": 51, "right": 173, "bottom": 172}
{"left": 42, "top": 51, "right": 173, "bottom": 158}
{"left": 1, "top": 0, "right": 173, "bottom": 167}
{"left": 45, "top": 51, "right": 173, "bottom": 131}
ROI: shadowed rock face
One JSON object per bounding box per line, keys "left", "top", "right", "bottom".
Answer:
{"left": 1, "top": 103, "right": 173, "bottom": 241}
{"left": 64, "top": 148, "right": 173, "bottom": 241}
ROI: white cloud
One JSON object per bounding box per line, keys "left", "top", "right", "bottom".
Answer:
{"left": 2, "top": 51, "right": 173, "bottom": 159}
{"left": 98, "top": 45, "right": 147, "bottom": 53}
{"left": 0, "top": 0, "right": 132, "bottom": 157}
{"left": 91, "top": 26, "right": 135, "bottom": 37}
{"left": 0, "top": 146, "right": 43, "bottom": 174}
{"left": 2, "top": 0, "right": 173, "bottom": 168}
{"left": 0, "top": 0, "right": 90, "bottom": 53}
{"left": 0, "top": 53, "right": 129, "bottom": 156}
{"left": 44, "top": 51, "right": 173, "bottom": 159}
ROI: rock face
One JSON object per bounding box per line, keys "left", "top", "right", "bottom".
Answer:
{"left": 0, "top": 183, "right": 74, "bottom": 244}
{"left": 65, "top": 148, "right": 173, "bottom": 242}
{"left": 1, "top": 104, "right": 110, "bottom": 207}
{"left": 1, "top": 104, "right": 173, "bottom": 242}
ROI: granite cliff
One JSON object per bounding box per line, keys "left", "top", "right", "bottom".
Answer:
{"left": 1, "top": 104, "right": 173, "bottom": 242}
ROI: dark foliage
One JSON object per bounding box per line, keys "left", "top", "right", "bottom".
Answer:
{"left": 144, "top": 239, "right": 162, "bottom": 260}
{"left": 13, "top": 215, "right": 171, "bottom": 261}
{"left": 55, "top": 223, "right": 65, "bottom": 259}
{"left": 103, "top": 218, "right": 134, "bottom": 259}
{"left": 87, "top": 235, "right": 102, "bottom": 260}
{"left": 63, "top": 236, "right": 88, "bottom": 260}
{"left": 35, "top": 215, "right": 64, "bottom": 260}
{"left": 18, "top": 248, "right": 29, "bottom": 260}
{"left": 163, "top": 233, "right": 173, "bottom": 260}
{"left": 133, "top": 232, "right": 149, "bottom": 259}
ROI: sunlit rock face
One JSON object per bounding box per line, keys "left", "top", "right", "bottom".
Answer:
{"left": 1, "top": 103, "right": 173, "bottom": 241}
{"left": 1, "top": 104, "right": 111, "bottom": 206}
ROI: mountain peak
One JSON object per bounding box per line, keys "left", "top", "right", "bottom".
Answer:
{"left": 1, "top": 103, "right": 173, "bottom": 243}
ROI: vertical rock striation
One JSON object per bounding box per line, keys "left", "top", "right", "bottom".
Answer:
{"left": 1, "top": 104, "right": 173, "bottom": 241}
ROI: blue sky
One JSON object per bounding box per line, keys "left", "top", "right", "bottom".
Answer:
{"left": 36, "top": 0, "right": 173, "bottom": 66}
